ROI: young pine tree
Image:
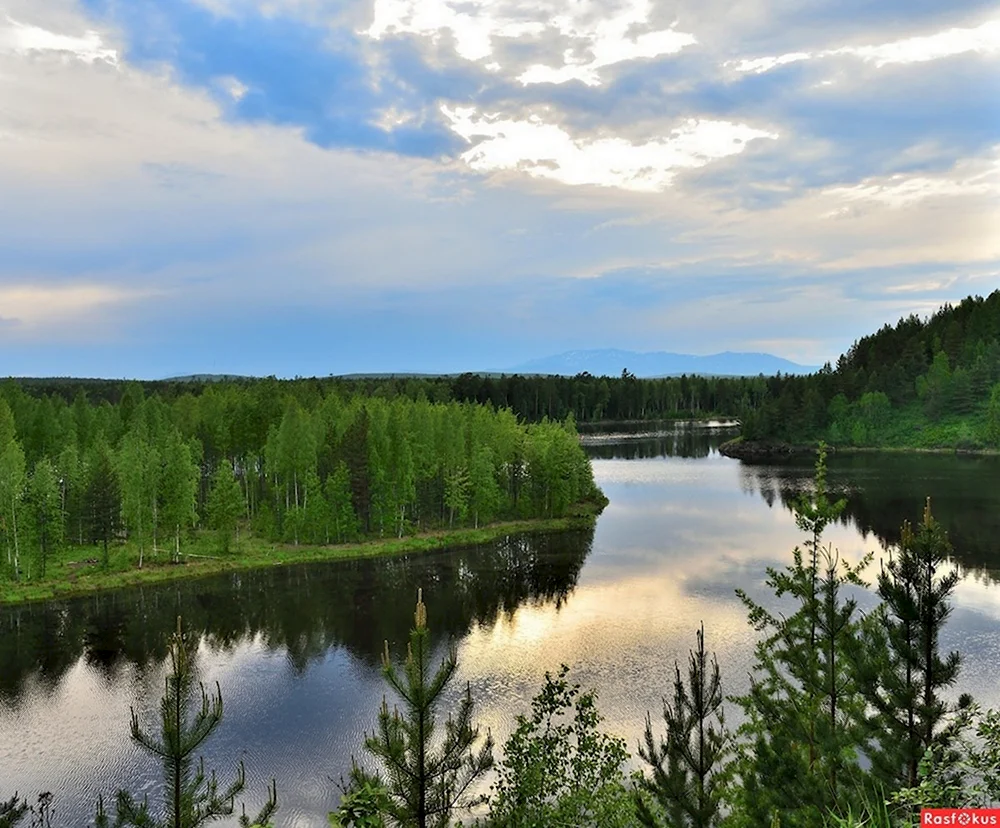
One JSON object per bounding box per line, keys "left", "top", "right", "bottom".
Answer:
{"left": 730, "top": 445, "right": 870, "bottom": 826}
{"left": 853, "top": 498, "right": 971, "bottom": 790}
{"left": 0, "top": 794, "right": 27, "bottom": 828}
{"left": 636, "top": 623, "right": 730, "bottom": 828}
{"left": 348, "top": 589, "right": 494, "bottom": 828}
{"left": 95, "top": 617, "right": 276, "bottom": 828}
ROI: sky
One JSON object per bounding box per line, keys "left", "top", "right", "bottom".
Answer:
{"left": 0, "top": 0, "right": 998, "bottom": 378}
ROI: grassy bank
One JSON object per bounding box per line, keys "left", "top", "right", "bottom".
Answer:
{"left": 0, "top": 509, "right": 603, "bottom": 606}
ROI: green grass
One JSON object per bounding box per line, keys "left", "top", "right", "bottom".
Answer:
{"left": 0, "top": 513, "right": 600, "bottom": 606}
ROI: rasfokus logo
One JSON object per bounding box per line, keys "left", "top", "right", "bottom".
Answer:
{"left": 922, "top": 810, "right": 1000, "bottom": 825}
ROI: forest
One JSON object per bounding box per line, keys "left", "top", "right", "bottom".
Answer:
{"left": 734, "top": 290, "right": 1000, "bottom": 449}
{"left": 0, "top": 380, "right": 601, "bottom": 590}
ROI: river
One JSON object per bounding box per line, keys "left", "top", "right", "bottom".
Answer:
{"left": 2, "top": 423, "right": 999, "bottom": 826}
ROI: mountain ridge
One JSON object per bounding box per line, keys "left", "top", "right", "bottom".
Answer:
{"left": 509, "top": 349, "right": 818, "bottom": 378}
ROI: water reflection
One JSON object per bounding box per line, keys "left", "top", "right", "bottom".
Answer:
{"left": 0, "top": 531, "right": 591, "bottom": 706}
{"left": 735, "top": 453, "right": 1000, "bottom": 581}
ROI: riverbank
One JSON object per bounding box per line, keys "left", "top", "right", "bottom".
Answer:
{"left": 0, "top": 510, "right": 604, "bottom": 606}
{"left": 718, "top": 436, "right": 1000, "bottom": 460}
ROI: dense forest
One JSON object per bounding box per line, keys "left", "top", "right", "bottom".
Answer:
{"left": 0, "top": 381, "right": 600, "bottom": 586}
{"left": 737, "top": 290, "right": 1000, "bottom": 448}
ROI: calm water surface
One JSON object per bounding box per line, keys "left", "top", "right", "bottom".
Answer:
{"left": 3, "top": 425, "right": 999, "bottom": 827}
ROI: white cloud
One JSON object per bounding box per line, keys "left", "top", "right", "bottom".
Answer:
{"left": 0, "top": 15, "right": 118, "bottom": 64}
{"left": 442, "top": 107, "right": 778, "bottom": 191}
{"left": 367, "top": 0, "right": 696, "bottom": 85}
{"left": 823, "top": 154, "right": 1000, "bottom": 209}
{"left": 729, "top": 17, "right": 1000, "bottom": 75}
{"left": 728, "top": 52, "right": 810, "bottom": 75}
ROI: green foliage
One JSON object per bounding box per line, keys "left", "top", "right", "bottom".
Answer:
{"left": 890, "top": 705, "right": 1000, "bottom": 809}
{"left": 95, "top": 617, "right": 277, "bottom": 828}
{"left": 26, "top": 457, "right": 62, "bottom": 579}
{"left": 349, "top": 590, "right": 494, "bottom": 828}
{"left": 0, "top": 794, "right": 28, "bottom": 828}
{"left": 487, "top": 665, "right": 633, "bottom": 828}
{"left": 86, "top": 444, "right": 121, "bottom": 570}
{"left": 853, "top": 500, "right": 969, "bottom": 790}
{"left": 636, "top": 624, "right": 730, "bottom": 828}
{"left": 328, "top": 781, "right": 389, "bottom": 828}
{"left": 984, "top": 382, "right": 1000, "bottom": 448}
{"left": 206, "top": 462, "right": 244, "bottom": 553}
{"left": 731, "top": 446, "right": 871, "bottom": 826}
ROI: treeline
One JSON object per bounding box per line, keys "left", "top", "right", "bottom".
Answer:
{"left": 13, "top": 370, "right": 762, "bottom": 426}
{"left": 740, "top": 290, "right": 1000, "bottom": 447}
{"left": 0, "top": 381, "right": 601, "bottom": 583}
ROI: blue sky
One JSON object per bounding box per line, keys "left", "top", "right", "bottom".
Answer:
{"left": 0, "top": 0, "right": 997, "bottom": 377}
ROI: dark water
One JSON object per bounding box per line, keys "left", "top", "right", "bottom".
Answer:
{"left": 3, "top": 424, "right": 999, "bottom": 827}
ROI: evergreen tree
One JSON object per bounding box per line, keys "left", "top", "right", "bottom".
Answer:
{"left": 95, "top": 617, "right": 277, "bottom": 828}
{"left": 0, "top": 794, "right": 27, "bottom": 828}
{"left": 636, "top": 624, "right": 730, "bottom": 828}
{"left": 206, "top": 462, "right": 244, "bottom": 553}
{"left": 348, "top": 590, "right": 494, "bottom": 828}
{"left": 730, "top": 445, "right": 870, "bottom": 826}
{"left": 27, "top": 457, "right": 62, "bottom": 579}
{"left": 853, "top": 498, "right": 971, "bottom": 790}
{"left": 87, "top": 444, "right": 121, "bottom": 570}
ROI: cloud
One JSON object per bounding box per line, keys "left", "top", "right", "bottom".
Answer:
{"left": 442, "top": 108, "right": 778, "bottom": 191}
{"left": 729, "top": 17, "right": 1000, "bottom": 74}
{"left": 0, "top": 14, "right": 118, "bottom": 64}
{"left": 367, "top": 0, "right": 698, "bottom": 87}
{"left": 0, "top": 284, "right": 153, "bottom": 337}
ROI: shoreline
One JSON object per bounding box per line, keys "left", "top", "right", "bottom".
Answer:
{"left": 0, "top": 513, "right": 602, "bottom": 607}
{"left": 718, "top": 437, "right": 1000, "bottom": 460}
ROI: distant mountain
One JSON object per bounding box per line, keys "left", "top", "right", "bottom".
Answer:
{"left": 509, "top": 349, "right": 818, "bottom": 378}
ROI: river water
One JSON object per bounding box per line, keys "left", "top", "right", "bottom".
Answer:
{"left": 2, "top": 423, "right": 999, "bottom": 827}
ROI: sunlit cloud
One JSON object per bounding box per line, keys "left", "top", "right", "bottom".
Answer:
{"left": 823, "top": 153, "right": 1000, "bottom": 210}
{"left": 729, "top": 18, "right": 1000, "bottom": 75}
{"left": 443, "top": 108, "right": 778, "bottom": 191}
{"left": 0, "top": 15, "right": 118, "bottom": 65}
{"left": 367, "top": 0, "right": 696, "bottom": 86}
{"left": 0, "top": 284, "right": 155, "bottom": 331}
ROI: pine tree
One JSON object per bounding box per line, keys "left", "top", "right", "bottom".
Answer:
{"left": 0, "top": 793, "right": 27, "bottom": 828}
{"left": 95, "top": 617, "right": 277, "bottom": 828}
{"left": 853, "top": 498, "right": 971, "bottom": 790}
{"left": 348, "top": 589, "right": 494, "bottom": 828}
{"left": 636, "top": 624, "right": 730, "bottom": 828}
{"left": 730, "top": 444, "right": 870, "bottom": 826}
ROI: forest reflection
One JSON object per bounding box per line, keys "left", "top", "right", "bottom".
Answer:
{"left": 0, "top": 529, "right": 593, "bottom": 706}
